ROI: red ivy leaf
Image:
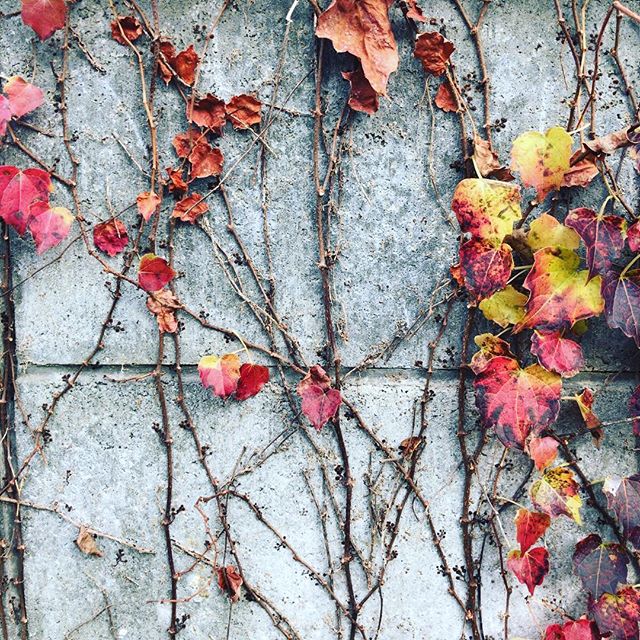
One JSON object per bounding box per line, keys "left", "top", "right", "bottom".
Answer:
{"left": 603, "top": 268, "right": 640, "bottom": 348}
{"left": 469, "top": 333, "right": 514, "bottom": 375}
{"left": 235, "top": 363, "right": 270, "bottom": 401}
{"left": 187, "top": 94, "right": 226, "bottom": 133}
{"left": 514, "top": 508, "right": 550, "bottom": 553}
{"left": 316, "top": 0, "right": 398, "bottom": 96}
{"left": 198, "top": 354, "right": 241, "bottom": 399}
{"left": 573, "top": 533, "right": 629, "bottom": 599}
{"left": 0, "top": 166, "right": 52, "bottom": 235}
{"left": 0, "top": 97, "right": 11, "bottom": 138}
{"left": 138, "top": 253, "right": 176, "bottom": 292}
{"left": 172, "top": 45, "right": 199, "bottom": 86}
{"left": 217, "top": 565, "right": 243, "bottom": 602}
{"left": 575, "top": 388, "right": 603, "bottom": 446}
{"left": 136, "top": 191, "right": 160, "bottom": 222}
{"left": 297, "top": 365, "right": 342, "bottom": 431}
{"left": 565, "top": 207, "right": 627, "bottom": 279}
{"left": 507, "top": 546, "right": 549, "bottom": 595}
{"left": 530, "top": 330, "right": 584, "bottom": 378}
{"left": 531, "top": 466, "right": 582, "bottom": 523}
{"left": 434, "top": 81, "right": 460, "bottom": 113}
{"left": 544, "top": 619, "right": 600, "bottom": 640}
{"left": 603, "top": 475, "right": 640, "bottom": 547}
{"left": 473, "top": 356, "right": 561, "bottom": 448}
{"left": 225, "top": 94, "right": 262, "bottom": 129}
{"left": 628, "top": 385, "right": 640, "bottom": 437}
{"left": 172, "top": 129, "right": 202, "bottom": 158}
{"left": 457, "top": 238, "right": 513, "bottom": 301}
{"left": 172, "top": 194, "right": 208, "bottom": 224}
{"left": 526, "top": 436, "right": 559, "bottom": 471}
{"left": 590, "top": 586, "right": 640, "bottom": 640}
{"left": 413, "top": 32, "right": 455, "bottom": 76}
{"left": 166, "top": 167, "right": 189, "bottom": 193}
{"left": 188, "top": 142, "right": 223, "bottom": 179}
{"left": 342, "top": 67, "right": 379, "bottom": 115}
{"left": 627, "top": 221, "right": 640, "bottom": 252}
{"left": 146, "top": 289, "right": 180, "bottom": 334}
{"left": 158, "top": 38, "right": 177, "bottom": 84}
{"left": 4, "top": 76, "right": 44, "bottom": 118}
{"left": 110, "top": 15, "right": 142, "bottom": 45}
{"left": 21, "top": 0, "right": 67, "bottom": 40}
{"left": 93, "top": 219, "right": 128, "bottom": 257}
{"left": 28, "top": 204, "right": 73, "bottom": 254}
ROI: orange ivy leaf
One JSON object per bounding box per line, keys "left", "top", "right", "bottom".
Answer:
{"left": 0, "top": 166, "right": 52, "bottom": 235}
{"left": 93, "top": 218, "right": 128, "bottom": 257}
{"left": 316, "top": 0, "right": 398, "bottom": 96}
{"left": 235, "top": 364, "right": 270, "bottom": 401}
{"left": 188, "top": 142, "right": 223, "bottom": 179}
{"left": 514, "top": 508, "right": 550, "bottom": 552}
{"left": 507, "top": 546, "right": 549, "bottom": 595}
{"left": 198, "top": 354, "right": 241, "bottom": 399}
{"left": 28, "top": 204, "right": 73, "bottom": 254}
{"left": 511, "top": 126, "right": 572, "bottom": 201}
{"left": 531, "top": 330, "right": 584, "bottom": 377}
{"left": 561, "top": 150, "right": 599, "bottom": 188}
{"left": 526, "top": 436, "right": 559, "bottom": 471}
{"left": 516, "top": 248, "right": 604, "bottom": 332}
{"left": 573, "top": 533, "right": 629, "bottom": 599}
{"left": 434, "top": 81, "right": 459, "bottom": 113}
{"left": 166, "top": 167, "right": 189, "bottom": 193}
{"left": 405, "top": 0, "right": 426, "bottom": 21}
{"left": 565, "top": 207, "right": 627, "bottom": 279}
{"left": 158, "top": 38, "right": 177, "bottom": 84}
{"left": 172, "top": 193, "right": 208, "bottom": 224}
{"left": 473, "top": 356, "right": 561, "bottom": 448}
{"left": 187, "top": 94, "right": 226, "bottom": 133}
{"left": 342, "top": 67, "right": 379, "bottom": 115}
{"left": 590, "top": 586, "right": 640, "bottom": 640}
{"left": 414, "top": 32, "right": 455, "bottom": 76}
{"left": 136, "top": 191, "right": 160, "bottom": 222}
{"left": 226, "top": 94, "right": 262, "bottom": 129}
{"left": 530, "top": 466, "right": 582, "bottom": 523}
{"left": 469, "top": 333, "right": 514, "bottom": 375}
{"left": 110, "top": 15, "right": 142, "bottom": 45}
{"left": 172, "top": 45, "right": 199, "bottom": 86}
{"left": 297, "top": 365, "right": 342, "bottom": 431}
{"left": 3, "top": 76, "right": 43, "bottom": 118}
{"left": 217, "top": 565, "right": 243, "bottom": 602}
{"left": 456, "top": 238, "right": 513, "bottom": 301}
{"left": 21, "top": 0, "right": 67, "bottom": 40}
{"left": 146, "top": 289, "right": 180, "bottom": 334}
{"left": 172, "top": 129, "right": 202, "bottom": 158}
{"left": 603, "top": 475, "right": 640, "bottom": 547}
{"left": 138, "top": 254, "right": 176, "bottom": 292}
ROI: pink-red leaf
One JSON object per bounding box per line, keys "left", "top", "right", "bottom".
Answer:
{"left": 544, "top": 619, "right": 600, "bottom": 640}
{"left": 136, "top": 191, "right": 160, "bottom": 222}
{"left": 3, "top": 77, "right": 44, "bottom": 118}
{"left": 530, "top": 330, "right": 584, "bottom": 377}
{"left": 21, "top": 0, "right": 67, "bottom": 40}
{"left": 0, "top": 97, "right": 11, "bottom": 138}
{"left": 0, "top": 166, "right": 52, "bottom": 235}
{"left": 526, "top": 436, "right": 559, "bottom": 471}
{"left": 342, "top": 67, "right": 379, "bottom": 115}
{"left": 198, "top": 354, "right": 241, "bottom": 399}
{"left": 217, "top": 565, "right": 243, "bottom": 602}
{"left": 235, "top": 364, "right": 270, "bottom": 401}
{"left": 507, "top": 546, "right": 549, "bottom": 595}
{"left": 138, "top": 253, "right": 176, "bottom": 292}
{"left": 297, "top": 365, "right": 342, "bottom": 431}
{"left": 28, "top": 204, "right": 73, "bottom": 254}
{"left": 628, "top": 221, "right": 640, "bottom": 252}
{"left": 514, "top": 508, "right": 550, "bottom": 553}
{"left": 93, "top": 219, "right": 129, "bottom": 257}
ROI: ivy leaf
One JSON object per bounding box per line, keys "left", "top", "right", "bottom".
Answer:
{"left": 235, "top": 364, "right": 270, "bottom": 401}
{"left": 603, "top": 475, "right": 640, "bottom": 547}
{"left": 198, "top": 354, "right": 241, "bottom": 399}
{"left": 172, "top": 194, "right": 208, "bottom": 224}
{"left": 405, "top": 0, "right": 426, "bottom": 21}
{"left": 516, "top": 248, "right": 604, "bottom": 332}
{"left": 565, "top": 207, "right": 627, "bottom": 279}
{"left": 172, "top": 45, "right": 199, "bottom": 86}
{"left": 478, "top": 285, "right": 527, "bottom": 328}
{"left": 575, "top": 388, "right": 603, "bottom": 446}
{"left": 217, "top": 565, "right": 243, "bottom": 602}
{"left": 0, "top": 166, "right": 52, "bottom": 235}
{"left": 573, "top": 533, "right": 629, "bottom": 599}
{"left": 473, "top": 356, "right": 561, "bottom": 448}
{"left": 146, "top": 289, "right": 180, "bottom": 334}
{"left": 0, "top": 97, "right": 11, "bottom": 138}
{"left": 297, "top": 365, "right": 342, "bottom": 431}
{"left": 110, "top": 15, "right": 142, "bottom": 45}
{"left": 342, "top": 66, "right": 379, "bottom": 115}
{"left": 628, "top": 385, "right": 640, "bottom": 437}
{"left": 21, "top": 0, "right": 67, "bottom": 40}
{"left": 166, "top": 167, "right": 189, "bottom": 193}
{"left": 511, "top": 126, "right": 572, "bottom": 201}
{"left": 28, "top": 204, "right": 73, "bottom": 254}
{"left": 527, "top": 436, "right": 559, "bottom": 471}
{"left": 457, "top": 238, "right": 513, "bottom": 301}
{"left": 469, "top": 333, "right": 514, "bottom": 375}
{"left": 187, "top": 94, "right": 226, "bottom": 133}
{"left": 188, "top": 142, "right": 223, "bottom": 179}
{"left": 172, "top": 129, "right": 201, "bottom": 158}
{"left": 138, "top": 254, "right": 176, "bottom": 292}
{"left": 530, "top": 330, "right": 584, "bottom": 378}
{"left": 316, "top": 0, "right": 398, "bottom": 95}
{"left": 514, "top": 508, "right": 550, "bottom": 552}
{"left": 93, "top": 218, "right": 129, "bottom": 257}
{"left": 544, "top": 619, "right": 600, "bottom": 640}
{"left": 530, "top": 466, "right": 582, "bottom": 523}
{"left": 472, "top": 136, "right": 504, "bottom": 178}
{"left": 413, "top": 32, "right": 455, "bottom": 76}
{"left": 527, "top": 213, "right": 580, "bottom": 252}
{"left": 3, "top": 76, "right": 44, "bottom": 118}
{"left": 452, "top": 178, "right": 521, "bottom": 243}
{"left": 434, "top": 81, "right": 459, "bottom": 113}
{"left": 136, "top": 191, "right": 161, "bottom": 222}
{"left": 225, "top": 94, "right": 262, "bottom": 129}
{"left": 75, "top": 526, "right": 103, "bottom": 557}
{"left": 627, "top": 221, "right": 640, "bottom": 252}
{"left": 561, "top": 150, "right": 599, "bottom": 189}
{"left": 590, "top": 586, "right": 640, "bottom": 640}
{"left": 602, "top": 269, "right": 640, "bottom": 347}
{"left": 506, "top": 546, "right": 549, "bottom": 595}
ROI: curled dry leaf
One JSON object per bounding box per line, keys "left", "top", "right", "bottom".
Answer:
{"left": 28, "top": 203, "right": 73, "bottom": 254}
{"left": 561, "top": 150, "right": 599, "bottom": 188}
{"left": 434, "top": 81, "right": 459, "bottom": 113}
{"left": 405, "top": 0, "right": 426, "bottom": 21}
{"left": 0, "top": 166, "right": 52, "bottom": 236}
{"left": 530, "top": 466, "right": 582, "bottom": 523}
{"left": 574, "top": 388, "right": 603, "bottom": 446}
{"left": 235, "top": 363, "right": 270, "bottom": 401}
{"left": 514, "top": 508, "right": 551, "bottom": 552}
{"left": 399, "top": 435, "right": 423, "bottom": 459}
{"left": 584, "top": 126, "right": 631, "bottom": 156}
{"left": 573, "top": 533, "right": 629, "bottom": 599}
{"left": 297, "top": 365, "right": 342, "bottom": 431}
{"left": 188, "top": 142, "right": 224, "bottom": 179}
{"left": 21, "top": 0, "right": 67, "bottom": 40}
{"left": 507, "top": 546, "right": 549, "bottom": 595}
{"left": 527, "top": 436, "right": 559, "bottom": 471}
{"left": 166, "top": 167, "right": 189, "bottom": 193}
{"left": 187, "top": 94, "right": 226, "bottom": 132}
{"left": 198, "top": 353, "right": 241, "bottom": 399}
{"left": 173, "top": 129, "right": 202, "bottom": 158}
{"left": 172, "top": 45, "right": 199, "bottom": 86}
{"left": 472, "top": 136, "right": 502, "bottom": 177}
{"left": 147, "top": 289, "right": 180, "bottom": 334}
{"left": 75, "top": 526, "right": 103, "bottom": 557}
{"left": 3, "top": 76, "right": 44, "bottom": 118}
{"left": 136, "top": 191, "right": 161, "bottom": 222}
{"left": 342, "top": 67, "right": 379, "bottom": 115}
{"left": 530, "top": 330, "right": 584, "bottom": 378}
{"left": 138, "top": 254, "right": 176, "bottom": 292}
{"left": 511, "top": 126, "right": 572, "bottom": 201}
{"left": 226, "top": 94, "right": 262, "bottom": 129}
{"left": 158, "top": 38, "right": 177, "bottom": 84}
{"left": 110, "top": 15, "right": 143, "bottom": 45}
{"left": 172, "top": 193, "right": 208, "bottom": 223}
{"left": 217, "top": 565, "right": 243, "bottom": 602}
{"left": 414, "top": 32, "right": 455, "bottom": 76}
{"left": 478, "top": 285, "right": 527, "bottom": 328}
{"left": 316, "top": 0, "right": 398, "bottom": 96}
{"left": 93, "top": 218, "right": 129, "bottom": 257}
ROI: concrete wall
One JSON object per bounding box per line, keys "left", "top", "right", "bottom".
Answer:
{"left": 0, "top": 0, "right": 639, "bottom": 638}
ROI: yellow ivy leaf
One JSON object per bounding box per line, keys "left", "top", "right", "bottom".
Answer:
{"left": 511, "top": 127, "right": 572, "bottom": 201}
{"left": 527, "top": 213, "right": 580, "bottom": 251}
{"left": 478, "top": 285, "right": 527, "bottom": 328}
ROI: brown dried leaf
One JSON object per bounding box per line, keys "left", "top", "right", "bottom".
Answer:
{"left": 76, "top": 526, "right": 103, "bottom": 557}
{"left": 414, "top": 32, "right": 455, "bottom": 76}
{"left": 342, "top": 66, "right": 380, "bottom": 115}
{"left": 434, "top": 81, "right": 459, "bottom": 113}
